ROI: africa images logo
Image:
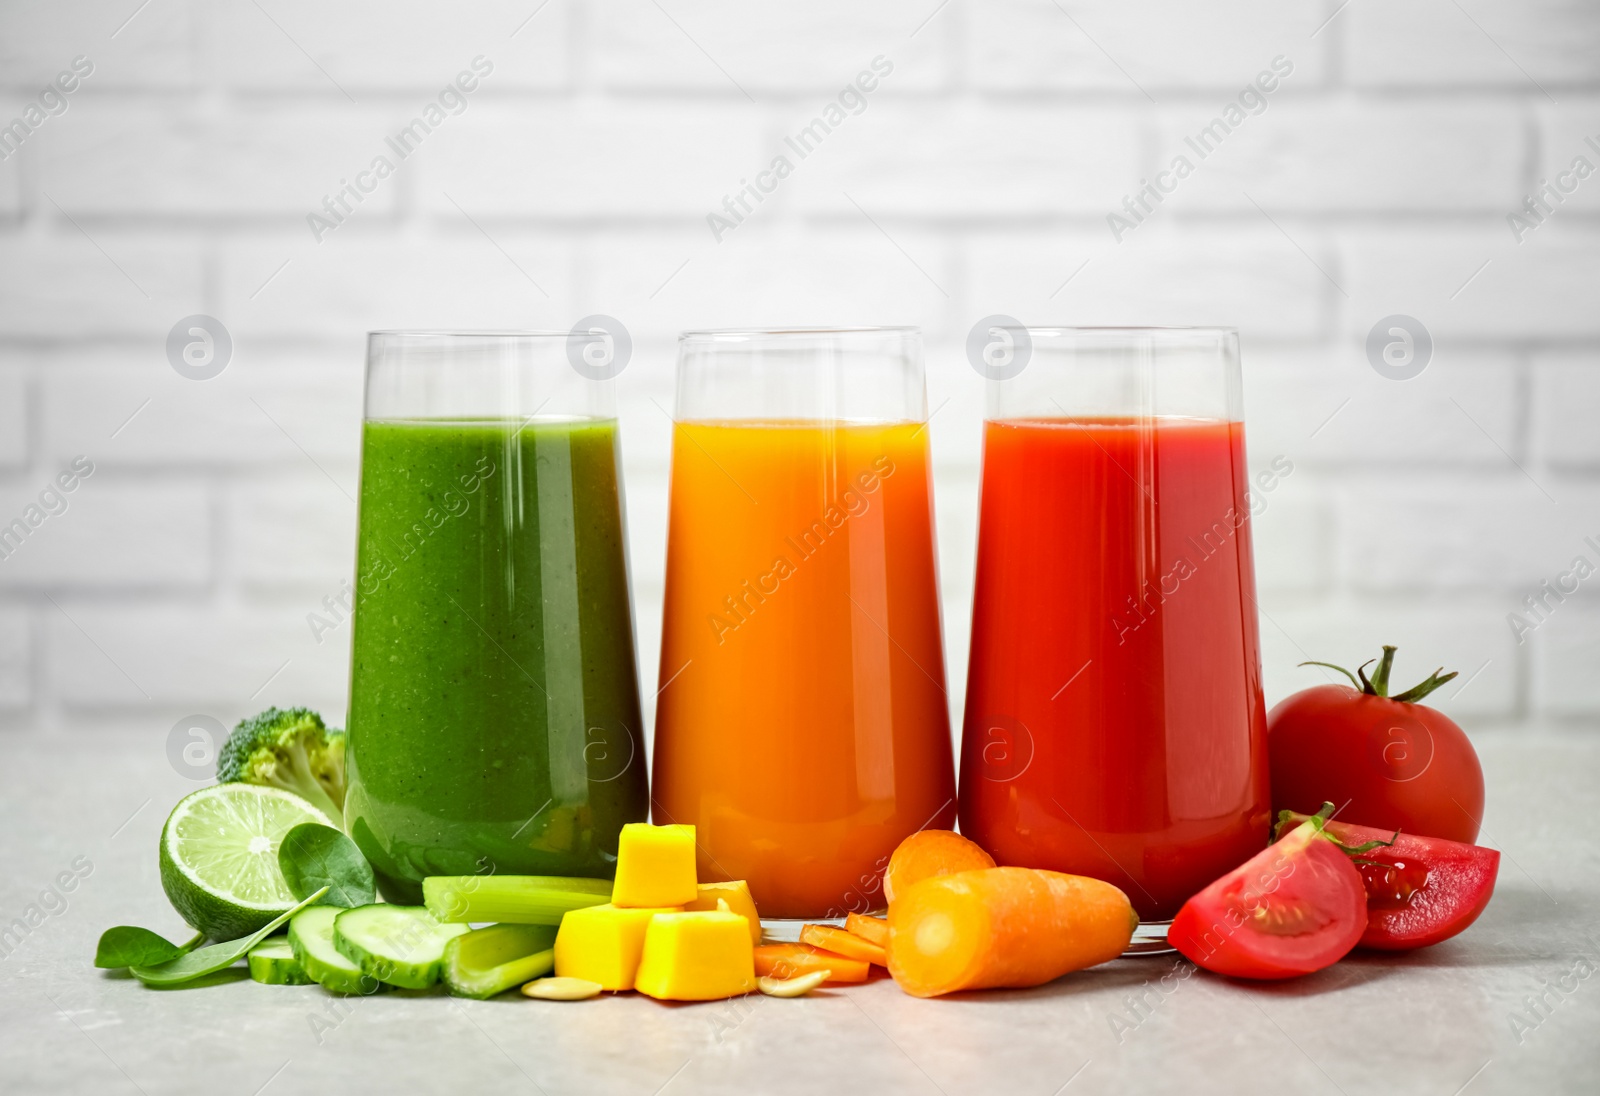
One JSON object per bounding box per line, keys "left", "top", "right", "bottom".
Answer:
{"left": 0, "top": 54, "right": 94, "bottom": 160}
{"left": 1106, "top": 55, "right": 1294, "bottom": 242}
{"left": 0, "top": 457, "right": 95, "bottom": 563}
{"left": 705, "top": 55, "right": 894, "bottom": 242}
{"left": 306, "top": 56, "right": 494, "bottom": 242}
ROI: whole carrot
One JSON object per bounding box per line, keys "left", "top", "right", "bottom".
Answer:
{"left": 887, "top": 867, "right": 1136, "bottom": 998}
{"left": 883, "top": 829, "right": 996, "bottom": 904}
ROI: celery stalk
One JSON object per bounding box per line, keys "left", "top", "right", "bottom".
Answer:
{"left": 442, "top": 924, "right": 559, "bottom": 999}
{"left": 423, "top": 875, "right": 612, "bottom": 924}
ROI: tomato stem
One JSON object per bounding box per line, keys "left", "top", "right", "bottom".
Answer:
{"left": 1338, "top": 834, "right": 1400, "bottom": 856}
{"left": 1390, "top": 669, "right": 1459, "bottom": 704}
{"left": 1277, "top": 806, "right": 1400, "bottom": 858}
{"left": 1300, "top": 660, "right": 1362, "bottom": 690}
{"left": 1296, "top": 645, "right": 1459, "bottom": 704}
{"left": 1369, "top": 646, "right": 1397, "bottom": 696}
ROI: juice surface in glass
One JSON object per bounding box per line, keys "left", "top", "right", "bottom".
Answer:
{"left": 960, "top": 416, "right": 1270, "bottom": 921}
{"left": 652, "top": 420, "right": 956, "bottom": 919}
{"left": 345, "top": 418, "right": 648, "bottom": 902}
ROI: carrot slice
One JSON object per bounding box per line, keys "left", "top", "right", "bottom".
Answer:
{"left": 800, "top": 924, "right": 886, "bottom": 967}
{"left": 845, "top": 912, "right": 888, "bottom": 948}
{"left": 753, "top": 943, "right": 868, "bottom": 984}
{"left": 883, "top": 830, "right": 996, "bottom": 904}
{"left": 886, "top": 866, "right": 1136, "bottom": 998}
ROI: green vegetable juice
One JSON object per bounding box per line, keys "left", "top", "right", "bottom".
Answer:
{"left": 345, "top": 418, "right": 648, "bottom": 902}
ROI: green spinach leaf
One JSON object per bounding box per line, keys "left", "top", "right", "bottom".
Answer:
{"left": 94, "top": 926, "right": 203, "bottom": 969}
{"left": 130, "top": 887, "right": 327, "bottom": 986}
{"left": 278, "top": 823, "right": 375, "bottom": 908}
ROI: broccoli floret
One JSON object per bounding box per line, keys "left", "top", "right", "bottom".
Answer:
{"left": 318, "top": 728, "right": 346, "bottom": 799}
{"left": 216, "top": 707, "right": 347, "bottom": 826}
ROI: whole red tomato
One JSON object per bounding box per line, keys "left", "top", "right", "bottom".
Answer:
{"left": 1268, "top": 646, "right": 1484, "bottom": 844}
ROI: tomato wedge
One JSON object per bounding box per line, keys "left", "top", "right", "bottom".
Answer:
{"left": 1275, "top": 812, "right": 1499, "bottom": 951}
{"left": 1169, "top": 814, "right": 1367, "bottom": 980}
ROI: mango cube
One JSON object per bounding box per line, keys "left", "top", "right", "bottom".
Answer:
{"left": 685, "top": 880, "right": 761, "bottom": 944}
{"left": 612, "top": 823, "right": 698, "bottom": 908}
{"left": 633, "top": 910, "right": 756, "bottom": 1001}
{"left": 554, "top": 903, "right": 681, "bottom": 991}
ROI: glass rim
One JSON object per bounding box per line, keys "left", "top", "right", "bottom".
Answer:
{"left": 366, "top": 413, "right": 617, "bottom": 423}
{"left": 678, "top": 325, "right": 920, "bottom": 341}
{"left": 367, "top": 329, "right": 571, "bottom": 340}
{"left": 1011, "top": 325, "right": 1237, "bottom": 337}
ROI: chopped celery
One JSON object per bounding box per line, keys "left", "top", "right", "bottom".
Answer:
{"left": 442, "top": 924, "right": 559, "bottom": 999}
{"left": 423, "top": 875, "right": 612, "bottom": 925}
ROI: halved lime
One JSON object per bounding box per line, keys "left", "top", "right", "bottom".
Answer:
{"left": 159, "top": 783, "right": 336, "bottom": 940}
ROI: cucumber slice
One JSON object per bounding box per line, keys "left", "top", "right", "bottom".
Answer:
{"left": 288, "top": 906, "right": 385, "bottom": 996}
{"left": 443, "top": 923, "right": 558, "bottom": 999}
{"left": 248, "top": 936, "right": 312, "bottom": 985}
{"left": 334, "top": 905, "right": 470, "bottom": 990}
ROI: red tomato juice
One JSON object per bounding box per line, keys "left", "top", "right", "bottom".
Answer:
{"left": 959, "top": 417, "right": 1271, "bottom": 921}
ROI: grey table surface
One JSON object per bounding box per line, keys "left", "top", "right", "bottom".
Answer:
{"left": 3, "top": 730, "right": 1596, "bottom": 1096}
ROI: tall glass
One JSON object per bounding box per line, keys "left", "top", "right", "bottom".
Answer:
{"left": 959, "top": 327, "right": 1270, "bottom": 949}
{"left": 652, "top": 327, "right": 957, "bottom": 920}
{"left": 345, "top": 332, "right": 648, "bottom": 902}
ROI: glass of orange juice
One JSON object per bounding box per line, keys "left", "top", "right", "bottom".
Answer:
{"left": 651, "top": 327, "right": 956, "bottom": 921}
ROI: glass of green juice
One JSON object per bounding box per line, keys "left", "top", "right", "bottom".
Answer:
{"left": 345, "top": 331, "right": 649, "bottom": 901}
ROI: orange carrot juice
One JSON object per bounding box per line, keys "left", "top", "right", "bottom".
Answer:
{"left": 652, "top": 421, "right": 956, "bottom": 919}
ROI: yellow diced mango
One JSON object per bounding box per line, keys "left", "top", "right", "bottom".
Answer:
{"left": 633, "top": 910, "right": 756, "bottom": 1002}
{"left": 554, "top": 903, "right": 681, "bottom": 991}
{"left": 684, "top": 880, "right": 761, "bottom": 944}
{"left": 612, "top": 823, "right": 698, "bottom": 908}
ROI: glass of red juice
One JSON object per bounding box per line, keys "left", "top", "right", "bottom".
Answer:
{"left": 959, "top": 326, "right": 1271, "bottom": 951}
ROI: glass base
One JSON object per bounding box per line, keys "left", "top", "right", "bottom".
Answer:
{"left": 762, "top": 914, "right": 1175, "bottom": 954}
{"left": 757, "top": 915, "right": 850, "bottom": 942}
{"left": 1123, "top": 919, "right": 1176, "bottom": 956}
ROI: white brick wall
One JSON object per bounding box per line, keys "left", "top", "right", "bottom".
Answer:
{"left": 1157, "top": 101, "right": 1526, "bottom": 211}
{"left": 0, "top": 478, "right": 211, "bottom": 589}
{"left": 37, "top": 104, "right": 405, "bottom": 218}
{"left": 1346, "top": 1, "right": 1600, "bottom": 88}
{"left": 0, "top": 370, "right": 27, "bottom": 469}
{"left": 969, "top": 1, "right": 1331, "bottom": 90}
{"left": 196, "top": 1, "right": 571, "bottom": 92}
{"left": 1534, "top": 354, "right": 1600, "bottom": 467}
{"left": 588, "top": 0, "right": 949, "bottom": 92}
{"left": 1, "top": 0, "right": 1596, "bottom": 740}
{"left": 0, "top": 604, "right": 30, "bottom": 711}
